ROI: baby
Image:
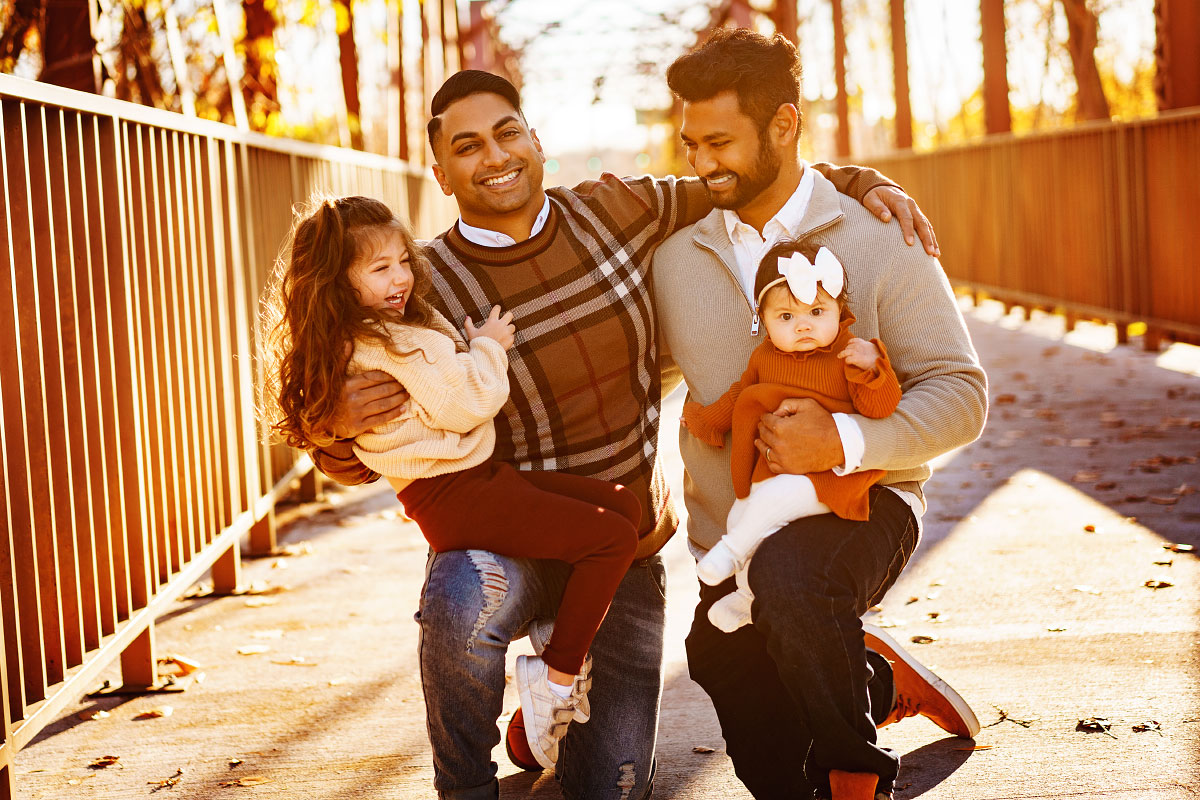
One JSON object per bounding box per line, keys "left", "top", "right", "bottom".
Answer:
{"left": 682, "top": 238, "right": 902, "bottom": 631}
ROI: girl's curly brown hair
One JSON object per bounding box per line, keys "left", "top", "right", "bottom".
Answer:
{"left": 262, "top": 194, "right": 439, "bottom": 450}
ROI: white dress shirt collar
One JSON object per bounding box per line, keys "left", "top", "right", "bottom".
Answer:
{"left": 455, "top": 196, "right": 551, "bottom": 248}
{"left": 721, "top": 163, "right": 815, "bottom": 298}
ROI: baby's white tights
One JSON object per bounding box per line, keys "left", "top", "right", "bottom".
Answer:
{"left": 698, "top": 473, "right": 831, "bottom": 632}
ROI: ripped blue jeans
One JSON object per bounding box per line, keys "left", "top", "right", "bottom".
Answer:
{"left": 417, "top": 550, "right": 666, "bottom": 800}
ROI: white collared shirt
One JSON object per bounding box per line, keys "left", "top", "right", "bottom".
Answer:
{"left": 456, "top": 196, "right": 551, "bottom": 247}
{"left": 722, "top": 163, "right": 815, "bottom": 301}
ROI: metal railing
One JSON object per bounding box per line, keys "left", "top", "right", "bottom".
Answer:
{"left": 867, "top": 108, "right": 1200, "bottom": 345}
{"left": 0, "top": 74, "right": 455, "bottom": 795}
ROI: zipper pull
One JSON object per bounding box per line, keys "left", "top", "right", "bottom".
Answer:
{"left": 750, "top": 312, "right": 760, "bottom": 336}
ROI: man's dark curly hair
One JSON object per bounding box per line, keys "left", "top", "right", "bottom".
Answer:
{"left": 666, "top": 27, "right": 802, "bottom": 134}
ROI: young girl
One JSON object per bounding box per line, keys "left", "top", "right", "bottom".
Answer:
{"left": 263, "top": 195, "right": 639, "bottom": 769}
{"left": 681, "top": 238, "right": 902, "bottom": 632}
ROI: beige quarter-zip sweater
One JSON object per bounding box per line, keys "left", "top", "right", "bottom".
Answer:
{"left": 653, "top": 170, "right": 988, "bottom": 552}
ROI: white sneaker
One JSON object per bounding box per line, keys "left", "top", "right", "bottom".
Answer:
{"left": 696, "top": 540, "right": 743, "bottom": 585}
{"left": 526, "top": 618, "right": 591, "bottom": 722}
{"left": 515, "top": 654, "right": 580, "bottom": 769}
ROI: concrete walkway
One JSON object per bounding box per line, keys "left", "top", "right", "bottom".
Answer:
{"left": 14, "top": 299, "right": 1200, "bottom": 799}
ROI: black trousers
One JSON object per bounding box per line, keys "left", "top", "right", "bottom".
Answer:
{"left": 686, "top": 486, "right": 920, "bottom": 799}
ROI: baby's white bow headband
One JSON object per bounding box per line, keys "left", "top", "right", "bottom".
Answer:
{"left": 756, "top": 246, "right": 844, "bottom": 307}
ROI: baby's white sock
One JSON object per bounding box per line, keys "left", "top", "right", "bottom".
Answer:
{"left": 548, "top": 679, "right": 573, "bottom": 698}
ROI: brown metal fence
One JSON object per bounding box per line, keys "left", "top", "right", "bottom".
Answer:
{"left": 0, "top": 75, "right": 454, "bottom": 795}
{"left": 866, "top": 108, "right": 1200, "bottom": 345}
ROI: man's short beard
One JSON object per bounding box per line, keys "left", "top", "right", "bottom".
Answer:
{"left": 705, "top": 132, "right": 781, "bottom": 210}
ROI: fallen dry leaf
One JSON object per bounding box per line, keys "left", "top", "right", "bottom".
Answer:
{"left": 220, "top": 776, "right": 272, "bottom": 787}
{"left": 1132, "top": 720, "right": 1163, "bottom": 734}
{"left": 228, "top": 758, "right": 244, "bottom": 768}
{"left": 236, "top": 645, "right": 271, "bottom": 656}
{"left": 1073, "top": 585, "right": 1102, "bottom": 595}
{"left": 986, "top": 707, "right": 1036, "bottom": 728}
{"left": 1175, "top": 483, "right": 1196, "bottom": 496}
{"left": 1047, "top": 627, "right": 1067, "bottom": 632}
{"left": 77, "top": 709, "right": 110, "bottom": 721}
{"left": 1094, "top": 481, "right": 1117, "bottom": 491}
{"left": 692, "top": 745, "right": 716, "bottom": 754}
{"left": 244, "top": 597, "right": 279, "bottom": 608}
{"left": 183, "top": 582, "right": 213, "bottom": 599}
{"left": 1153, "top": 559, "right": 1174, "bottom": 567}
{"left": 1082, "top": 524, "right": 1097, "bottom": 533}
{"left": 159, "top": 654, "right": 202, "bottom": 677}
{"left": 1069, "top": 439, "right": 1097, "bottom": 448}
{"left": 134, "top": 706, "right": 173, "bottom": 720}
{"left": 910, "top": 635, "right": 937, "bottom": 645}
{"left": 994, "top": 394, "right": 1016, "bottom": 405}
{"left": 1148, "top": 496, "right": 1180, "bottom": 505}
{"left": 277, "top": 542, "right": 314, "bottom": 557}
{"left": 1122, "top": 495, "right": 1148, "bottom": 503}
{"left": 1076, "top": 717, "right": 1116, "bottom": 738}
{"left": 954, "top": 745, "right": 993, "bottom": 751}
{"left": 236, "top": 581, "right": 290, "bottom": 596}
{"left": 1072, "top": 471, "right": 1102, "bottom": 483}
{"left": 270, "top": 657, "right": 319, "bottom": 667}
{"left": 1144, "top": 579, "right": 1173, "bottom": 589}
{"left": 89, "top": 755, "right": 122, "bottom": 769}
{"left": 149, "top": 769, "right": 183, "bottom": 789}
{"left": 905, "top": 596, "right": 919, "bottom": 605}
{"left": 1163, "top": 543, "right": 1195, "bottom": 554}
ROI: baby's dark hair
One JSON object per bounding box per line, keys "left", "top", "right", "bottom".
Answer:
{"left": 753, "top": 238, "right": 850, "bottom": 312}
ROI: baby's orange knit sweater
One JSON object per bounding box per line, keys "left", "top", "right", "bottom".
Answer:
{"left": 682, "top": 315, "right": 902, "bottom": 521}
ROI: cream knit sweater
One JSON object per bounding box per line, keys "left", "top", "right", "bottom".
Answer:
{"left": 349, "top": 310, "right": 509, "bottom": 480}
{"left": 653, "top": 170, "right": 988, "bottom": 552}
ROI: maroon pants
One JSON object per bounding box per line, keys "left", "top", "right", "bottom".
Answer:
{"left": 397, "top": 461, "right": 641, "bottom": 675}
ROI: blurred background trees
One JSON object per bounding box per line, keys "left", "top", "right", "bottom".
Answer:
{"left": 0, "top": 0, "right": 1190, "bottom": 173}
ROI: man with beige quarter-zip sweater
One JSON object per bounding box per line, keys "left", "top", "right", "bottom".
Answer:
{"left": 654, "top": 29, "right": 988, "bottom": 800}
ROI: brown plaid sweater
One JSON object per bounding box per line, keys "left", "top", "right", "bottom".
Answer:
{"left": 311, "top": 167, "right": 893, "bottom": 559}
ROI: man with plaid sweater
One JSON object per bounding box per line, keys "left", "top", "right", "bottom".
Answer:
{"left": 311, "top": 70, "right": 937, "bottom": 800}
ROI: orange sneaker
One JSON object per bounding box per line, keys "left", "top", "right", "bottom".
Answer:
{"left": 828, "top": 769, "right": 879, "bottom": 800}
{"left": 863, "top": 624, "right": 980, "bottom": 738}
{"left": 504, "top": 708, "right": 544, "bottom": 772}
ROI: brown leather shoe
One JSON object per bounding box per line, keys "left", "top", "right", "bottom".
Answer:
{"left": 828, "top": 769, "right": 878, "bottom": 800}
{"left": 864, "top": 623, "right": 980, "bottom": 738}
{"left": 504, "top": 708, "right": 544, "bottom": 772}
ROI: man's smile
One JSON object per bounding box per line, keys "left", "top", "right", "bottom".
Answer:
{"left": 704, "top": 173, "right": 735, "bottom": 188}
{"left": 481, "top": 168, "right": 522, "bottom": 187}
